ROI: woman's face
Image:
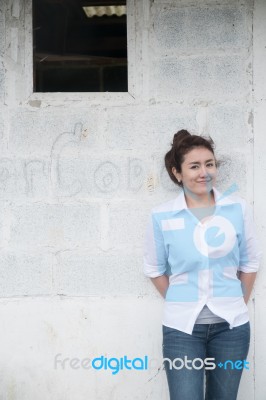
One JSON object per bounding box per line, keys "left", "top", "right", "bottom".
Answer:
{"left": 172, "top": 146, "right": 217, "bottom": 198}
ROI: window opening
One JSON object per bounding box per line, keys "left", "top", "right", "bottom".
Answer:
{"left": 33, "top": 0, "right": 128, "bottom": 92}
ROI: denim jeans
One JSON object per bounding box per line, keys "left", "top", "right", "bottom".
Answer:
{"left": 163, "top": 322, "right": 250, "bottom": 400}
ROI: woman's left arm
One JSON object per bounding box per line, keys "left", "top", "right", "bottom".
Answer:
{"left": 238, "top": 201, "right": 262, "bottom": 303}
{"left": 238, "top": 271, "right": 257, "bottom": 304}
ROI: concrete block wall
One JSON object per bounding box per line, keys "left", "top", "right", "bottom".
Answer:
{"left": 0, "top": 0, "right": 265, "bottom": 399}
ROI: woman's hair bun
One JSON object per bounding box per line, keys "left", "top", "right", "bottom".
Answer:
{"left": 173, "top": 130, "right": 191, "bottom": 146}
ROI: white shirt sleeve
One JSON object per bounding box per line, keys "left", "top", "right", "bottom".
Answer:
{"left": 143, "top": 213, "right": 168, "bottom": 278}
{"left": 238, "top": 202, "right": 262, "bottom": 273}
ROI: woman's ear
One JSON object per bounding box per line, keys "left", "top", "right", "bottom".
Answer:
{"left": 172, "top": 167, "right": 182, "bottom": 183}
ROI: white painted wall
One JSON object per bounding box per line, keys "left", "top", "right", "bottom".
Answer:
{"left": 0, "top": 0, "right": 265, "bottom": 399}
{"left": 253, "top": 1, "right": 266, "bottom": 399}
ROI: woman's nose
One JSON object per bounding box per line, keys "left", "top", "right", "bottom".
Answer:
{"left": 199, "top": 166, "right": 207, "bottom": 176}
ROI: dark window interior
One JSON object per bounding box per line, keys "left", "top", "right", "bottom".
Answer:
{"left": 33, "top": 0, "right": 128, "bottom": 92}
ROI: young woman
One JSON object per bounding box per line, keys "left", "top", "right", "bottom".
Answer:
{"left": 143, "top": 130, "right": 261, "bottom": 400}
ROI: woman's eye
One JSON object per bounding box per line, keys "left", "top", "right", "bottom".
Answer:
{"left": 206, "top": 163, "right": 214, "bottom": 167}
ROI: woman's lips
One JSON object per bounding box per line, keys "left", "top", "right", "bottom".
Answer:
{"left": 198, "top": 180, "right": 211, "bottom": 183}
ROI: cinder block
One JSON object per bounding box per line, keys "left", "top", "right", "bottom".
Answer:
{"left": 213, "top": 56, "right": 249, "bottom": 97}
{"left": 0, "top": 8, "right": 4, "bottom": 57}
{"left": 104, "top": 104, "right": 198, "bottom": 151}
{"left": 152, "top": 7, "right": 187, "bottom": 51}
{"left": 104, "top": 106, "right": 137, "bottom": 150}
{"left": 208, "top": 105, "right": 249, "bottom": 149}
{"left": 0, "top": 157, "right": 18, "bottom": 199}
{"left": 53, "top": 155, "right": 125, "bottom": 198}
{"left": 0, "top": 157, "right": 51, "bottom": 201}
{"left": 187, "top": 6, "right": 249, "bottom": 50}
{"left": 151, "top": 55, "right": 247, "bottom": 101}
{"left": 9, "top": 203, "right": 100, "bottom": 249}
{"left": 0, "top": 69, "right": 4, "bottom": 101}
{"left": 152, "top": 5, "right": 249, "bottom": 51}
{"left": 0, "top": 158, "right": 27, "bottom": 200}
{"left": 9, "top": 109, "right": 100, "bottom": 157}
{"left": 0, "top": 202, "right": 5, "bottom": 246}
{"left": 0, "top": 249, "right": 54, "bottom": 296}
{"left": 108, "top": 201, "right": 152, "bottom": 249}
{"left": 23, "top": 159, "right": 50, "bottom": 199}
{"left": 0, "top": 113, "right": 4, "bottom": 142}
{"left": 55, "top": 249, "right": 153, "bottom": 296}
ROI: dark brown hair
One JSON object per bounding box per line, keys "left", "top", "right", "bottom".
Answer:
{"left": 165, "top": 129, "right": 216, "bottom": 186}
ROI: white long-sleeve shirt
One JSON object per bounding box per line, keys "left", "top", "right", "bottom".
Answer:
{"left": 143, "top": 188, "right": 261, "bottom": 334}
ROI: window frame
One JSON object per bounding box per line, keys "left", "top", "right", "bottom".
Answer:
{"left": 17, "top": 0, "right": 144, "bottom": 107}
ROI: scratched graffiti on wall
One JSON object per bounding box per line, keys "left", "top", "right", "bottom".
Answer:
{"left": 0, "top": 123, "right": 175, "bottom": 198}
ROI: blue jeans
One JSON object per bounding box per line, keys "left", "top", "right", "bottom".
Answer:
{"left": 163, "top": 322, "right": 250, "bottom": 400}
